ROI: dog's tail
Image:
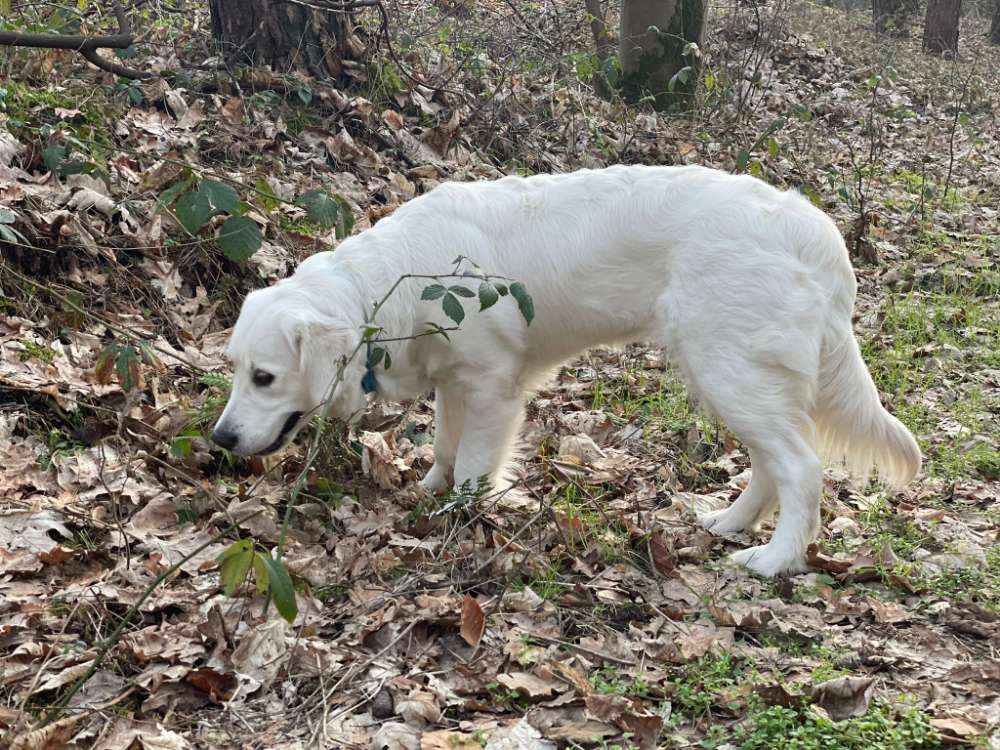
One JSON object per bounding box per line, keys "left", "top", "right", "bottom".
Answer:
{"left": 814, "top": 327, "right": 921, "bottom": 488}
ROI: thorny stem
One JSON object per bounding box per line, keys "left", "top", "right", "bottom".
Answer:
{"left": 31, "top": 509, "right": 266, "bottom": 731}
{"left": 273, "top": 264, "right": 514, "bottom": 562}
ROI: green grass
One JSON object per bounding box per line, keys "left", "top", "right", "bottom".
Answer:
{"left": 862, "top": 283, "right": 999, "bottom": 479}
{"left": 917, "top": 542, "right": 1000, "bottom": 614}
{"left": 735, "top": 702, "right": 943, "bottom": 750}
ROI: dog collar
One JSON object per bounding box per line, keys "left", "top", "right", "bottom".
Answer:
{"left": 362, "top": 340, "right": 378, "bottom": 394}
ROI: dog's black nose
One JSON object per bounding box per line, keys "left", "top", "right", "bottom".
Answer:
{"left": 211, "top": 428, "right": 239, "bottom": 451}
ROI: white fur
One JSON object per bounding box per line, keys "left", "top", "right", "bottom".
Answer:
{"left": 214, "top": 165, "right": 921, "bottom": 576}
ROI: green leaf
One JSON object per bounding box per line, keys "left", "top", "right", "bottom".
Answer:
{"left": 449, "top": 285, "right": 475, "bottom": 298}
{"left": 261, "top": 553, "right": 298, "bottom": 623}
{"left": 218, "top": 216, "right": 262, "bottom": 262}
{"left": 442, "top": 292, "right": 465, "bottom": 325}
{"left": 425, "top": 322, "right": 451, "bottom": 342}
{"left": 296, "top": 81, "right": 313, "bottom": 105}
{"left": 252, "top": 552, "right": 270, "bottom": 594}
{"left": 509, "top": 282, "right": 534, "bottom": 325}
{"left": 115, "top": 344, "right": 141, "bottom": 390}
{"left": 42, "top": 144, "right": 66, "bottom": 174}
{"left": 199, "top": 180, "right": 239, "bottom": 214}
{"left": 296, "top": 189, "right": 340, "bottom": 229}
{"left": 478, "top": 281, "right": 499, "bottom": 311}
{"left": 0, "top": 223, "right": 27, "bottom": 243}
{"left": 421, "top": 284, "right": 447, "bottom": 300}
{"left": 0, "top": 206, "right": 15, "bottom": 223}
{"left": 366, "top": 346, "right": 386, "bottom": 369}
{"left": 767, "top": 137, "right": 779, "bottom": 159}
{"left": 493, "top": 283, "right": 509, "bottom": 296}
{"left": 255, "top": 177, "right": 281, "bottom": 212}
{"left": 158, "top": 177, "right": 193, "bottom": 208}
{"left": 218, "top": 539, "right": 254, "bottom": 596}
{"left": 736, "top": 150, "right": 750, "bottom": 173}
{"left": 383, "top": 350, "right": 392, "bottom": 370}
{"left": 333, "top": 194, "right": 354, "bottom": 239}
{"left": 175, "top": 190, "right": 214, "bottom": 234}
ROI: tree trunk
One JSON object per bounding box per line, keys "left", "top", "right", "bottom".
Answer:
{"left": 990, "top": 0, "right": 1000, "bottom": 44}
{"left": 873, "top": 0, "right": 912, "bottom": 35}
{"left": 922, "top": 0, "right": 962, "bottom": 55}
{"left": 208, "top": 0, "right": 352, "bottom": 79}
{"left": 619, "top": 0, "right": 707, "bottom": 111}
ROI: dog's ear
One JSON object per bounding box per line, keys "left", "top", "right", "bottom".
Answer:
{"left": 291, "top": 315, "right": 358, "bottom": 405}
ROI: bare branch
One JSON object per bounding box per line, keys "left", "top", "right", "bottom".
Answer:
{"left": 0, "top": 0, "right": 154, "bottom": 79}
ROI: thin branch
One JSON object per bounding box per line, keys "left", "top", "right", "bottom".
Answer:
{"left": 0, "top": 0, "right": 153, "bottom": 79}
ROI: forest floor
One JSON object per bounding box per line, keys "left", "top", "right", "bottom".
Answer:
{"left": 1, "top": 1, "right": 999, "bottom": 748}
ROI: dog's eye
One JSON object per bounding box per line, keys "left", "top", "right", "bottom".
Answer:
{"left": 252, "top": 369, "right": 274, "bottom": 387}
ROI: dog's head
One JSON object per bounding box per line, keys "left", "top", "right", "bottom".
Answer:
{"left": 210, "top": 283, "right": 366, "bottom": 456}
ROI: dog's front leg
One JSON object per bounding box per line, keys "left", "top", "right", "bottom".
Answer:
{"left": 421, "top": 385, "right": 465, "bottom": 493}
{"left": 452, "top": 385, "right": 525, "bottom": 494}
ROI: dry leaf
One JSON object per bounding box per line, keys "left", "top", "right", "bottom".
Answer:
{"left": 459, "top": 594, "right": 486, "bottom": 647}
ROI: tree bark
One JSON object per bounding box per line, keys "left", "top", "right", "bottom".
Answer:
{"left": 208, "top": 0, "right": 352, "bottom": 79}
{"left": 922, "top": 0, "right": 962, "bottom": 55}
{"left": 872, "top": 0, "right": 912, "bottom": 35}
{"left": 619, "top": 0, "right": 707, "bottom": 111}
{"left": 990, "top": 0, "right": 1000, "bottom": 44}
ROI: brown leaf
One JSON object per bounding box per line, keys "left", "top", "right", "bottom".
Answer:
{"left": 9, "top": 715, "right": 80, "bottom": 750}
{"left": 185, "top": 668, "right": 235, "bottom": 702}
{"left": 809, "top": 676, "right": 874, "bottom": 721}
{"left": 929, "top": 716, "right": 985, "bottom": 738}
{"left": 420, "top": 730, "right": 483, "bottom": 750}
{"left": 649, "top": 531, "right": 676, "bottom": 576}
{"left": 459, "top": 594, "right": 486, "bottom": 647}
{"left": 496, "top": 671, "right": 560, "bottom": 699}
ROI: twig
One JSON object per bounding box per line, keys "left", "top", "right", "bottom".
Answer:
{"left": 0, "top": 1, "right": 153, "bottom": 79}
{"left": 31, "top": 509, "right": 265, "bottom": 730}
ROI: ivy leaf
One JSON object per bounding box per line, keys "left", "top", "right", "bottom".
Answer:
{"left": 421, "top": 283, "right": 447, "bottom": 300}
{"left": 735, "top": 150, "right": 750, "bottom": 173}
{"left": 478, "top": 281, "right": 499, "bottom": 311}
{"left": 449, "top": 285, "right": 476, "bottom": 298}
{"left": 509, "top": 282, "right": 534, "bottom": 325}
{"left": 218, "top": 539, "right": 254, "bottom": 596}
{"left": 260, "top": 553, "right": 298, "bottom": 623}
{"left": 218, "top": 216, "right": 262, "bottom": 262}
{"left": 442, "top": 292, "right": 465, "bottom": 325}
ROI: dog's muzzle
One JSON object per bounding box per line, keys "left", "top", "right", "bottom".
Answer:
{"left": 258, "top": 411, "right": 304, "bottom": 455}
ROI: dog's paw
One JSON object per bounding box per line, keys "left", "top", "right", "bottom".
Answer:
{"left": 420, "top": 464, "right": 451, "bottom": 494}
{"left": 729, "top": 544, "right": 809, "bottom": 577}
{"left": 700, "top": 507, "right": 752, "bottom": 535}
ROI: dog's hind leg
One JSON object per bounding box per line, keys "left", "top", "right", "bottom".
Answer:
{"left": 452, "top": 382, "right": 525, "bottom": 494}
{"left": 700, "top": 448, "right": 778, "bottom": 533}
{"left": 421, "top": 384, "right": 465, "bottom": 493}
{"left": 677, "top": 347, "right": 821, "bottom": 576}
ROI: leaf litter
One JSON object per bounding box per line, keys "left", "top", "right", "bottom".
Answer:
{"left": 0, "top": 0, "right": 999, "bottom": 748}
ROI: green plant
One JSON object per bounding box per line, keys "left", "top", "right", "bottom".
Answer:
{"left": 735, "top": 701, "right": 942, "bottom": 750}
{"left": 217, "top": 539, "right": 299, "bottom": 623}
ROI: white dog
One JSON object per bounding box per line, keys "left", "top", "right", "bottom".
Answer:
{"left": 212, "top": 165, "right": 920, "bottom": 576}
